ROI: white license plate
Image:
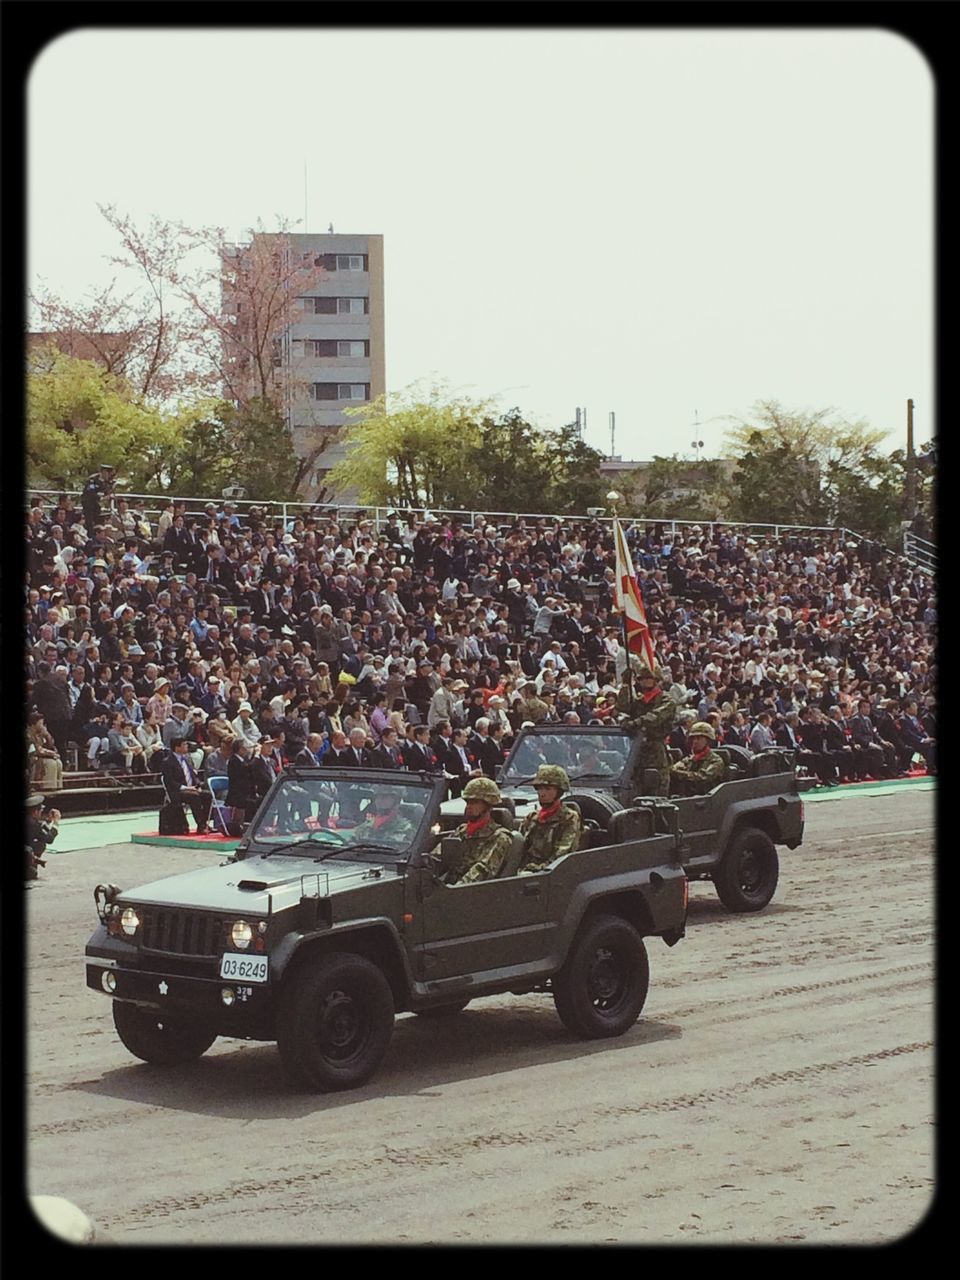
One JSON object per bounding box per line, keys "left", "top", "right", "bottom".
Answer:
{"left": 219, "top": 954, "right": 269, "bottom": 983}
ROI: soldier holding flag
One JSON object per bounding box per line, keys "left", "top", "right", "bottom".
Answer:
{"left": 610, "top": 513, "right": 676, "bottom": 796}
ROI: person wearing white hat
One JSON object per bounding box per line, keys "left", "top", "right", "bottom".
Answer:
{"left": 231, "top": 699, "right": 263, "bottom": 745}
{"left": 146, "top": 676, "right": 173, "bottom": 725}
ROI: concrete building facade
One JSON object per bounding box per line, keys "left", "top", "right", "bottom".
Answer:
{"left": 222, "top": 231, "right": 385, "bottom": 497}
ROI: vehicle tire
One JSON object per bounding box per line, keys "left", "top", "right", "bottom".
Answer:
{"left": 713, "top": 827, "right": 779, "bottom": 912}
{"left": 552, "top": 914, "right": 649, "bottom": 1039}
{"left": 112, "top": 1000, "right": 217, "bottom": 1066}
{"left": 413, "top": 998, "right": 471, "bottom": 1017}
{"left": 276, "top": 953, "right": 395, "bottom": 1091}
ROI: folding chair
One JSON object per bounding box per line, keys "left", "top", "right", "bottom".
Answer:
{"left": 206, "top": 775, "right": 231, "bottom": 835}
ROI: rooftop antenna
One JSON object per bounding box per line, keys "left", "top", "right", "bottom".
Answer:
{"left": 609, "top": 411, "right": 615, "bottom": 459}
{"left": 690, "top": 409, "right": 704, "bottom": 461}
{"left": 328, "top": 222, "right": 334, "bottom": 234}
{"left": 303, "top": 160, "right": 308, "bottom": 232}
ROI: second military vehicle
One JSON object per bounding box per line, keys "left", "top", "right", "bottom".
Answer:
{"left": 441, "top": 724, "right": 804, "bottom": 913}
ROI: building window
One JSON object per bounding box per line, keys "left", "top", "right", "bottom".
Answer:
{"left": 336, "top": 296, "right": 368, "bottom": 315}
{"left": 336, "top": 254, "right": 367, "bottom": 271}
{"left": 311, "top": 382, "right": 370, "bottom": 401}
{"left": 337, "top": 340, "right": 368, "bottom": 357}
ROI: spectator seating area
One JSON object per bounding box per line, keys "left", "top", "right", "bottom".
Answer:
{"left": 25, "top": 491, "right": 936, "bottom": 813}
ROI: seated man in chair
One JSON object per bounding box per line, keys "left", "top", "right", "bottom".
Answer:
{"left": 436, "top": 777, "right": 516, "bottom": 886}
{"left": 517, "top": 765, "right": 583, "bottom": 874}
{"left": 669, "top": 721, "right": 727, "bottom": 796}
{"left": 161, "top": 737, "right": 213, "bottom": 833}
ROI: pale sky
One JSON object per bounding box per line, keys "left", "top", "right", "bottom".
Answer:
{"left": 28, "top": 27, "right": 934, "bottom": 462}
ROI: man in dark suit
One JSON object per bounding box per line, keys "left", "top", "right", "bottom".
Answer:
{"left": 822, "top": 706, "right": 857, "bottom": 782}
{"left": 162, "top": 738, "right": 213, "bottom": 833}
{"left": 468, "top": 717, "right": 504, "bottom": 780}
{"left": 368, "top": 726, "right": 404, "bottom": 769}
{"left": 849, "top": 698, "right": 895, "bottom": 778}
{"left": 294, "top": 733, "right": 325, "bottom": 768}
{"left": 438, "top": 726, "right": 477, "bottom": 797}
{"left": 340, "top": 727, "right": 372, "bottom": 769}
{"left": 401, "top": 724, "right": 439, "bottom": 773}
{"left": 227, "top": 738, "right": 269, "bottom": 822}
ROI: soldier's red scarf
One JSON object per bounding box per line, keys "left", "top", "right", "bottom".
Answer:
{"left": 465, "top": 814, "right": 491, "bottom": 837}
{"left": 537, "top": 800, "right": 562, "bottom": 823}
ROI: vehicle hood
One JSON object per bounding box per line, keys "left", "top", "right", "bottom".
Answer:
{"left": 118, "top": 852, "right": 397, "bottom": 914}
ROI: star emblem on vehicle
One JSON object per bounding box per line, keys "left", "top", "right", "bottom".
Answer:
{"left": 158, "top": 981, "right": 168, "bottom": 995}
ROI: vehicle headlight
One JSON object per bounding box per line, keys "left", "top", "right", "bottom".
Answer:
{"left": 120, "top": 907, "right": 140, "bottom": 937}
{"left": 231, "top": 920, "right": 253, "bottom": 950}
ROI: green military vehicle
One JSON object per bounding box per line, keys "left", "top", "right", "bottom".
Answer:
{"left": 85, "top": 768, "right": 687, "bottom": 1093}
{"left": 441, "top": 725, "right": 804, "bottom": 914}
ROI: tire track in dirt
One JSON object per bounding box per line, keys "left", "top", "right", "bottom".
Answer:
{"left": 95, "top": 1039, "right": 931, "bottom": 1231}
{"left": 656, "top": 960, "right": 931, "bottom": 1017}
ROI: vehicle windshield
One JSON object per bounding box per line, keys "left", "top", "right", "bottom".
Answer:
{"left": 501, "top": 732, "right": 631, "bottom": 784}
{"left": 246, "top": 776, "right": 434, "bottom": 861}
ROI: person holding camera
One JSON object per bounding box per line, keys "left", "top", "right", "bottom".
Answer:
{"left": 26, "top": 793, "right": 60, "bottom": 881}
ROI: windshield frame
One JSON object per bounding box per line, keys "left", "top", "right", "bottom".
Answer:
{"left": 237, "top": 769, "right": 445, "bottom": 864}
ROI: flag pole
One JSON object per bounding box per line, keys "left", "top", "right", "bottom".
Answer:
{"left": 607, "top": 493, "right": 633, "bottom": 705}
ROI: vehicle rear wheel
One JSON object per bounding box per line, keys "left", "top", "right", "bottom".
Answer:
{"left": 112, "top": 1000, "right": 217, "bottom": 1066}
{"left": 713, "top": 827, "right": 779, "bottom": 912}
{"left": 414, "top": 998, "right": 471, "bottom": 1017}
{"left": 552, "top": 914, "right": 649, "bottom": 1039}
{"left": 276, "top": 953, "right": 395, "bottom": 1091}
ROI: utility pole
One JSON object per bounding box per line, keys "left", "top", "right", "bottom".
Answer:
{"left": 904, "top": 398, "right": 917, "bottom": 521}
{"left": 609, "top": 411, "right": 616, "bottom": 459}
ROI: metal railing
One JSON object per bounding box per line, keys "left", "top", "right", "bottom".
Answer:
{"left": 25, "top": 486, "right": 894, "bottom": 551}
{"left": 903, "top": 530, "right": 937, "bottom": 573}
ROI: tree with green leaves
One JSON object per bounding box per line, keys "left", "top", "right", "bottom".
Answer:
{"left": 623, "top": 454, "right": 731, "bottom": 521}
{"left": 329, "top": 387, "right": 609, "bottom": 513}
{"left": 27, "top": 348, "right": 307, "bottom": 501}
{"left": 724, "top": 400, "right": 895, "bottom": 535}
{"left": 328, "top": 382, "right": 493, "bottom": 508}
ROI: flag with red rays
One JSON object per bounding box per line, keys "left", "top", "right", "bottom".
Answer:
{"left": 612, "top": 517, "right": 657, "bottom": 673}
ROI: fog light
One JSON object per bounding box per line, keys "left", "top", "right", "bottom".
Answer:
{"left": 221, "top": 987, "right": 236, "bottom": 1006}
{"left": 101, "top": 970, "right": 117, "bottom": 993}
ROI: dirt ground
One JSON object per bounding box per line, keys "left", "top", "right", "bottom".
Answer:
{"left": 25, "top": 789, "right": 935, "bottom": 1246}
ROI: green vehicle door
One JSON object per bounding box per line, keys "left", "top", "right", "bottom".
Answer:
{"left": 409, "top": 866, "right": 552, "bottom": 982}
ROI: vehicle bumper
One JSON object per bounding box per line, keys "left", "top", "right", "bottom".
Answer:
{"left": 85, "top": 960, "right": 276, "bottom": 1037}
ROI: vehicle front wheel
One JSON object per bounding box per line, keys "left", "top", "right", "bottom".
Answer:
{"left": 552, "top": 914, "right": 649, "bottom": 1039}
{"left": 713, "top": 827, "right": 779, "bottom": 912}
{"left": 112, "top": 1000, "right": 217, "bottom": 1066}
{"left": 276, "top": 953, "right": 395, "bottom": 1091}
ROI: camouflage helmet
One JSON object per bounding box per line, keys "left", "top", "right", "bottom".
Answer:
{"left": 689, "top": 721, "right": 716, "bottom": 741}
{"left": 462, "top": 776, "right": 502, "bottom": 806}
{"left": 533, "top": 764, "right": 570, "bottom": 793}
{"left": 629, "top": 655, "right": 665, "bottom": 681}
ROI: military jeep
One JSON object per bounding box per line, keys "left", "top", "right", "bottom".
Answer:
{"left": 85, "top": 767, "right": 687, "bottom": 1092}
{"left": 441, "top": 725, "right": 804, "bottom": 913}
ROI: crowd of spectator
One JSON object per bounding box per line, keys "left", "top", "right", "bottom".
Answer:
{"left": 25, "top": 481, "right": 937, "bottom": 806}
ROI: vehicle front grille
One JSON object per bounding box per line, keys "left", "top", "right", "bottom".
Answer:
{"left": 140, "top": 908, "right": 222, "bottom": 957}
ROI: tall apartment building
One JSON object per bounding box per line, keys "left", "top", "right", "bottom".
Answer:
{"left": 223, "top": 231, "right": 385, "bottom": 497}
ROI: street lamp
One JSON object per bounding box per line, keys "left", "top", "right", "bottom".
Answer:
{"left": 606, "top": 490, "right": 622, "bottom": 516}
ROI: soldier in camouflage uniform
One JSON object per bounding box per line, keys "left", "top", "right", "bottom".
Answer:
{"left": 518, "top": 764, "right": 583, "bottom": 873}
{"left": 349, "top": 789, "right": 419, "bottom": 848}
{"left": 615, "top": 659, "right": 677, "bottom": 797}
{"left": 516, "top": 682, "right": 551, "bottom": 725}
{"left": 669, "top": 721, "right": 728, "bottom": 796}
{"left": 439, "top": 777, "right": 516, "bottom": 886}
